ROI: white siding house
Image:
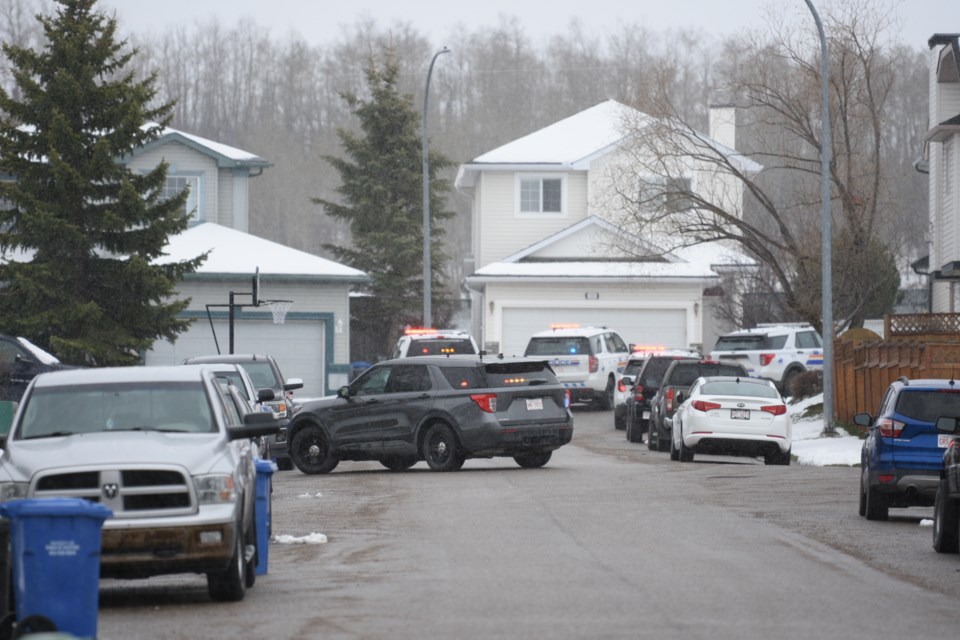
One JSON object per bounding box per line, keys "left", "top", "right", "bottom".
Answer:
{"left": 928, "top": 34, "right": 960, "bottom": 311}
{"left": 456, "top": 100, "right": 757, "bottom": 355}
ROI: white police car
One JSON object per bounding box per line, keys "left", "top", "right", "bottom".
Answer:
{"left": 710, "top": 323, "right": 823, "bottom": 395}
{"left": 391, "top": 328, "right": 479, "bottom": 359}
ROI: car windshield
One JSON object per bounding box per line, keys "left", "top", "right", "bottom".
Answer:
{"left": 409, "top": 338, "right": 476, "bottom": 356}
{"left": 894, "top": 389, "right": 960, "bottom": 423}
{"left": 482, "top": 361, "right": 559, "bottom": 387}
{"left": 700, "top": 380, "right": 779, "bottom": 399}
{"left": 16, "top": 381, "right": 216, "bottom": 439}
{"left": 525, "top": 337, "right": 591, "bottom": 356}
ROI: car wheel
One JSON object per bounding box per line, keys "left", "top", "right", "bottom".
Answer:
{"left": 858, "top": 467, "right": 867, "bottom": 517}
{"left": 864, "top": 480, "right": 889, "bottom": 521}
{"left": 627, "top": 417, "right": 642, "bottom": 443}
{"left": 933, "top": 478, "right": 960, "bottom": 554}
{"left": 781, "top": 368, "right": 801, "bottom": 397}
{"left": 646, "top": 422, "right": 658, "bottom": 450}
{"left": 597, "top": 377, "right": 614, "bottom": 411}
{"left": 207, "top": 522, "right": 247, "bottom": 602}
{"left": 514, "top": 451, "right": 552, "bottom": 468}
{"left": 289, "top": 424, "right": 339, "bottom": 475}
{"left": 615, "top": 411, "right": 625, "bottom": 430}
{"left": 244, "top": 514, "right": 257, "bottom": 588}
{"left": 678, "top": 435, "right": 694, "bottom": 462}
{"left": 657, "top": 427, "right": 671, "bottom": 452}
{"left": 764, "top": 447, "right": 791, "bottom": 466}
{"left": 422, "top": 424, "right": 465, "bottom": 471}
{"left": 381, "top": 455, "right": 417, "bottom": 471}
{"left": 669, "top": 430, "right": 680, "bottom": 461}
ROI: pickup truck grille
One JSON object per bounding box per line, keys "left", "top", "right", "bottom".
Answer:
{"left": 32, "top": 467, "right": 195, "bottom": 518}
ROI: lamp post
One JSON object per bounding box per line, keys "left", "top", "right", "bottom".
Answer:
{"left": 804, "top": 0, "right": 835, "bottom": 434}
{"left": 422, "top": 46, "right": 450, "bottom": 329}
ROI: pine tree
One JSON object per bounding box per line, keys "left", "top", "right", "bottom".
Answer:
{"left": 0, "top": 0, "right": 205, "bottom": 366}
{"left": 314, "top": 48, "right": 454, "bottom": 358}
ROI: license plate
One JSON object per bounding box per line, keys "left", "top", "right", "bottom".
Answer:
{"left": 642, "top": 411, "right": 650, "bottom": 420}
{"left": 938, "top": 434, "right": 955, "bottom": 448}
{"left": 526, "top": 398, "right": 544, "bottom": 411}
{"left": 731, "top": 409, "right": 750, "bottom": 420}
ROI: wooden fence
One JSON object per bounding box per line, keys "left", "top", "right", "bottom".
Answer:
{"left": 834, "top": 313, "right": 960, "bottom": 424}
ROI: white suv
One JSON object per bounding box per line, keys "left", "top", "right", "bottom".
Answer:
{"left": 524, "top": 325, "right": 629, "bottom": 409}
{"left": 709, "top": 324, "right": 823, "bottom": 394}
{"left": 392, "top": 329, "right": 479, "bottom": 359}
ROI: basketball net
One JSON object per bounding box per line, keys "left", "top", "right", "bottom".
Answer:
{"left": 265, "top": 300, "right": 292, "bottom": 325}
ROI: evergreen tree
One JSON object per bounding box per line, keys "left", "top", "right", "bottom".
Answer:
{"left": 314, "top": 48, "right": 454, "bottom": 358}
{"left": 0, "top": 0, "right": 205, "bottom": 366}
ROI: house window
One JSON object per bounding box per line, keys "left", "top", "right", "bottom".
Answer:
{"left": 518, "top": 176, "right": 564, "bottom": 214}
{"left": 637, "top": 175, "right": 692, "bottom": 213}
{"left": 161, "top": 175, "right": 201, "bottom": 222}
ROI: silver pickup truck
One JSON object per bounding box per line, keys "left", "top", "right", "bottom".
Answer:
{"left": 0, "top": 365, "right": 280, "bottom": 602}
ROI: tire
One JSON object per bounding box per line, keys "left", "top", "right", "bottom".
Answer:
{"left": 858, "top": 467, "right": 867, "bottom": 517}
{"left": 615, "top": 410, "right": 625, "bottom": 430}
{"left": 678, "top": 434, "right": 694, "bottom": 462}
{"left": 669, "top": 431, "right": 680, "bottom": 461}
{"left": 207, "top": 523, "right": 247, "bottom": 602}
{"left": 596, "top": 377, "right": 614, "bottom": 411}
{"left": 627, "top": 417, "right": 643, "bottom": 443}
{"left": 514, "top": 451, "right": 552, "bottom": 468}
{"left": 422, "top": 424, "right": 465, "bottom": 471}
{"left": 764, "top": 447, "right": 791, "bottom": 466}
{"left": 646, "top": 421, "right": 658, "bottom": 450}
{"left": 933, "top": 478, "right": 960, "bottom": 553}
{"left": 864, "top": 480, "right": 889, "bottom": 521}
{"left": 244, "top": 516, "right": 257, "bottom": 588}
{"left": 781, "top": 368, "right": 801, "bottom": 397}
{"left": 381, "top": 455, "right": 417, "bottom": 471}
{"left": 289, "top": 424, "right": 339, "bottom": 475}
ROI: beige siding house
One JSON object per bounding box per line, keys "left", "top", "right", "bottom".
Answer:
{"left": 456, "top": 100, "right": 756, "bottom": 356}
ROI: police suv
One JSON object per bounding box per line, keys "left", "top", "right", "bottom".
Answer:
{"left": 710, "top": 323, "right": 823, "bottom": 395}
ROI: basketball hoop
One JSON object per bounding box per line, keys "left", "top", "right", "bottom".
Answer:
{"left": 265, "top": 300, "right": 292, "bottom": 325}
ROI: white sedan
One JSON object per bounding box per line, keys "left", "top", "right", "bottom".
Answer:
{"left": 670, "top": 376, "right": 791, "bottom": 465}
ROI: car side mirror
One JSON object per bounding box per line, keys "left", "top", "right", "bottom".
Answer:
{"left": 284, "top": 377, "right": 304, "bottom": 392}
{"left": 229, "top": 411, "right": 282, "bottom": 440}
{"left": 675, "top": 391, "right": 685, "bottom": 405}
{"left": 853, "top": 413, "right": 872, "bottom": 427}
{"left": 337, "top": 385, "right": 351, "bottom": 399}
{"left": 256, "top": 387, "right": 275, "bottom": 403}
{"left": 936, "top": 416, "right": 960, "bottom": 435}
{"left": 621, "top": 375, "right": 634, "bottom": 387}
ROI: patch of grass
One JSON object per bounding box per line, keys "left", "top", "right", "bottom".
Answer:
{"left": 798, "top": 402, "right": 823, "bottom": 421}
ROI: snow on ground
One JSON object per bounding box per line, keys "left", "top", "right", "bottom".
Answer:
{"left": 789, "top": 393, "right": 862, "bottom": 466}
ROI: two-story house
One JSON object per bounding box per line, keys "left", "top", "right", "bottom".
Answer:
{"left": 128, "top": 124, "right": 368, "bottom": 396}
{"left": 455, "top": 100, "right": 757, "bottom": 357}
{"left": 927, "top": 34, "right": 960, "bottom": 310}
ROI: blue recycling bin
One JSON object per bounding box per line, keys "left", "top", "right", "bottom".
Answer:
{"left": 254, "top": 459, "right": 278, "bottom": 575}
{"left": 0, "top": 498, "right": 112, "bottom": 639}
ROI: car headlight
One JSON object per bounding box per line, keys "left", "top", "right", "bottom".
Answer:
{"left": 0, "top": 482, "right": 28, "bottom": 500}
{"left": 194, "top": 475, "right": 237, "bottom": 504}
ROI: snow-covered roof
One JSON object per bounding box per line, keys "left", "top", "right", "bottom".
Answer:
{"left": 134, "top": 123, "right": 271, "bottom": 169}
{"left": 157, "top": 223, "right": 368, "bottom": 282}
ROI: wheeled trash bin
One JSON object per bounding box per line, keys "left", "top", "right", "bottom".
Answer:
{"left": 255, "top": 459, "right": 278, "bottom": 575}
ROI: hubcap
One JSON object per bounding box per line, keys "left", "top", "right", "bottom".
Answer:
{"left": 308, "top": 443, "right": 321, "bottom": 460}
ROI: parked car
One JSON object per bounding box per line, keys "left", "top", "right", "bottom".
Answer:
{"left": 0, "top": 365, "right": 281, "bottom": 601}
{"left": 648, "top": 359, "right": 750, "bottom": 452}
{"left": 933, "top": 415, "right": 960, "bottom": 553}
{"left": 183, "top": 354, "right": 303, "bottom": 470}
{"left": 391, "top": 328, "right": 479, "bottom": 358}
{"left": 0, "top": 334, "right": 74, "bottom": 401}
{"left": 617, "top": 347, "right": 700, "bottom": 433}
{"left": 286, "top": 355, "right": 574, "bottom": 474}
{"left": 709, "top": 323, "right": 823, "bottom": 395}
{"left": 670, "top": 376, "right": 791, "bottom": 464}
{"left": 623, "top": 350, "right": 702, "bottom": 444}
{"left": 202, "top": 362, "right": 278, "bottom": 458}
{"left": 854, "top": 377, "right": 960, "bottom": 521}
{"left": 524, "top": 324, "right": 629, "bottom": 409}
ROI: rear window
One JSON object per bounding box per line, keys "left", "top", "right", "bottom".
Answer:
{"left": 439, "top": 362, "right": 559, "bottom": 389}
{"left": 525, "top": 337, "right": 591, "bottom": 356}
{"left": 623, "top": 360, "right": 645, "bottom": 377}
{"left": 408, "top": 338, "right": 476, "bottom": 356}
{"left": 669, "top": 363, "right": 747, "bottom": 386}
{"left": 714, "top": 334, "right": 787, "bottom": 351}
{"left": 895, "top": 389, "right": 960, "bottom": 423}
{"left": 639, "top": 358, "right": 681, "bottom": 387}
{"left": 700, "top": 381, "right": 778, "bottom": 399}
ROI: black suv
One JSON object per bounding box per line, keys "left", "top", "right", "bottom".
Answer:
{"left": 624, "top": 352, "right": 701, "bottom": 444}
{"left": 286, "top": 355, "right": 574, "bottom": 474}
{"left": 183, "top": 354, "right": 304, "bottom": 469}
{"left": 934, "top": 416, "right": 960, "bottom": 553}
{"left": 647, "top": 359, "right": 750, "bottom": 452}
{"left": 0, "top": 334, "right": 72, "bottom": 401}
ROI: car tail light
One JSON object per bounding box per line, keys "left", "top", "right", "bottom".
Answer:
{"left": 877, "top": 473, "right": 896, "bottom": 484}
{"left": 666, "top": 387, "right": 675, "bottom": 412}
{"left": 589, "top": 355, "right": 598, "bottom": 373}
{"left": 759, "top": 353, "right": 776, "bottom": 366}
{"left": 564, "top": 389, "right": 571, "bottom": 408}
{"left": 761, "top": 404, "right": 787, "bottom": 416}
{"left": 633, "top": 385, "right": 645, "bottom": 401}
{"left": 877, "top": 418, "right": 904, "bottom": 438}
{"left": 470, "top": 393, "right": 498, "bottom": 413}
{"left": 692, "top": 400, "right": 721, "bottom": 412}
{"left": 617, "top": 379, "right": 627, "bottom": 393}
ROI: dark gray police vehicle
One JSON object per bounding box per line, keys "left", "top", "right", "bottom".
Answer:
{"left": 286, "top": 355, "right": 574, "bottom": 473}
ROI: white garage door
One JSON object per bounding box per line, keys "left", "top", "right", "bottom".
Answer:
{"left": 145, "top": 317, "right": 326, "bottom": 397}
{"left": 500, "top": 308, "right": 687, "bottom": 357}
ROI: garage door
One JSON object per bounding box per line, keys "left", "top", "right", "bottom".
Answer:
{"left": 500, "top": 308, "right": 687, "bottom": 357}
{"left": 145, "top": 317, "right": 326, "bottom": 397}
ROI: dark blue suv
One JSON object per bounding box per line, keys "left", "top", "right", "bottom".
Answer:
{"left": 855, "top": 377, "right": 960, "bottom": 520}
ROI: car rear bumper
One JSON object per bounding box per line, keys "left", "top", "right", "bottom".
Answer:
{"left": 868, "top": 468, "right": 940, "bottom": 503}
{"left": 465, "top": 423, "right": 574, "bottom": 456}
{"left": 684, "top": 434, "right": 790, "bottom": 457}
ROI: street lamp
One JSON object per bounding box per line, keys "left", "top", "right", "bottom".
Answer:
{"left": 803, "top": 0, "right": 835, "bottom": 434}
{"left": 422, "top": 46, "right": 450, "bottom": 329}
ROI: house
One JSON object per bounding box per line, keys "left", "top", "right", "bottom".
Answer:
{"left": 926, "top": 34, "right": 960, "bottom": 310}
{"left": 128, "top": 125, "right": 368, "bottom": 396}
{"left": 455, "top": 100, "right": 757, "bottom": 356}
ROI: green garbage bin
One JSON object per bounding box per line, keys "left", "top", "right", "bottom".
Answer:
{"left": 0, "top": 498, "right": 112, "bottom": 639}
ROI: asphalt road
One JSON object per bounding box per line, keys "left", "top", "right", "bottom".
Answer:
{"left": 96, "top": 407, "right": 960, "bottom": 639}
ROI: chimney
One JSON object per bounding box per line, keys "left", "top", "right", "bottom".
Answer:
{"left": 709, "top": 104, "right": 737, "bottom": 150}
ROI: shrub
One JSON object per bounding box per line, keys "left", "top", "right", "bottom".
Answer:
{"left": 790, "top": 370, "right": 823, "bottom": 400}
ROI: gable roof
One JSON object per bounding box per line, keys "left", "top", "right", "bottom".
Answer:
{"left": 130, "top": 123, "right": 272, "bottom": 171}
{"left": 158, "top": 223, "right": 368, "bottom": 283}
{"left": 464, "top": 215, "right": 754, "bottom": 287}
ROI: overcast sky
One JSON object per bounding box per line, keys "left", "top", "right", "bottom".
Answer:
{"left": 99, "top": 0, "right": 955, "bottom": 49}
